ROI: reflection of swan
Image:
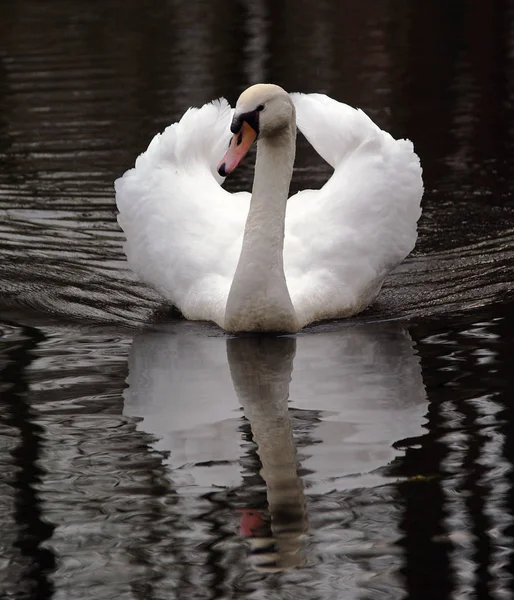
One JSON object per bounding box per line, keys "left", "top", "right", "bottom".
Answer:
{"left": 116, "top": 84, "right": 423, "bottom": 332}
{"left": 123, "top": 325, "right": 427, "bottom": 560}
{"left": 123, "top": 325, "right": 427, "bottom": 491}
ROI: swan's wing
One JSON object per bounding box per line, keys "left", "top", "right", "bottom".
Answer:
{"left": 115, "top": 99, "right": 249, "bottom": 326}
{"left": 286, "top": 93, "right": 423, "bottom": 326}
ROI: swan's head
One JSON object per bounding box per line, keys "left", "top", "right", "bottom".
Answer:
{"left": 218, "top": 84, "right": 294, "bottom": 177}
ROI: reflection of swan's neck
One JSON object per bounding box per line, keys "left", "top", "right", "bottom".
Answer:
{"left": 224, "top": 123, "right": 298, "bottom": 333}
{"left": 243, "top": 377, "right": 307, "bottom": 571}
{"left": 227, "top": 337, "right": 307, "bottom": 571}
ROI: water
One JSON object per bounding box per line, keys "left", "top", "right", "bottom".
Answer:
{"left": 1, "top": 1, "right": 514, "bottom": 598}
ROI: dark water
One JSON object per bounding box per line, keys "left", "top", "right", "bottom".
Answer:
{"left": 1, "top": 1, "right": 514, "bottom": 598}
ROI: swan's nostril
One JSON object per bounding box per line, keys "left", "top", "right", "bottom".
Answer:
{"left": 237, "top": 131, "right": 243, "bottom": 146}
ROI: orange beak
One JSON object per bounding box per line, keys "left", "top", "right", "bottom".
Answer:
{"left": 217, "top": 121, "right": 258, "bottom": 177}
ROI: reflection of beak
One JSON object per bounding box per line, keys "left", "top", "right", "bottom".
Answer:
{"left": 237, "top": 509, "right": 268, "bottom": 537}
{"left": 217, "top": 121, "right": 258, "bottom": 177}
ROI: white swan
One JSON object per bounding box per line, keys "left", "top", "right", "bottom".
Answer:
{"left": 116, "top": 84, "right": 423, "bottom": 332}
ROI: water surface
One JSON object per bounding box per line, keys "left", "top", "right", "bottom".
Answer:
{"left": 1, "top": 1, "right": 514, "bottom": 598}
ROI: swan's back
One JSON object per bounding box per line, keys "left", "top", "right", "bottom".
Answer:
{"left": 286, "top": 94, "right": 423, "bottom": 326}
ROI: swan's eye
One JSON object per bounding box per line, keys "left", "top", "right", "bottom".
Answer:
{"left": 256, "top": 104, "right": 265, "bottom": 112}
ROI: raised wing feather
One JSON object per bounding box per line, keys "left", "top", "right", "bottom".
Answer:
{"left": 115, "top": 99, "right": 249, "bottom": 325}
{"left": 285, "top": 93, "right": 423, "bottom": 327}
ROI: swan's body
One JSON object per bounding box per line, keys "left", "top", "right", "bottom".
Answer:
{"left": 116, "top": 84, "right": 423, "bottom": 332}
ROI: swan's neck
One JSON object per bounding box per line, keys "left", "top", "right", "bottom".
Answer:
{"left": 225, "top": 124, "right": 298, "bottom": 332}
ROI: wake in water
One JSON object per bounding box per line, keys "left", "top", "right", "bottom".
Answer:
{"left": 1, "top": 204, "right": 513, "bottom": 328}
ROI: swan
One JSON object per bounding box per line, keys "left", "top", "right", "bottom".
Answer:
{"left": 115, "top": 84, "right": 423, "bottom": 332}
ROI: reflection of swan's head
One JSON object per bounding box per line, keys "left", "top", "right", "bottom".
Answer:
{"left": 218, "top": 83, "right": 295, "bottom": 176}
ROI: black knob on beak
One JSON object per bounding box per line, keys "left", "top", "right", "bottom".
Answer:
{"left": 231, "top": 110, "right": 260, "bottom": 136}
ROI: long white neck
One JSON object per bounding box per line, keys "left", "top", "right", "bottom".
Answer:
{"left": 224, "top": 122, "right": 298, "bottom": 332}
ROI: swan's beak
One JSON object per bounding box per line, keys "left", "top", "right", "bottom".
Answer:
{"left": 217, "top": 121, "right": 258, "bottom": 177}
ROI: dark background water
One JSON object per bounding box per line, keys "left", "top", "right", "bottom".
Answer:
{"left": 1, "top": 1, "right": 514, "bottom": 599}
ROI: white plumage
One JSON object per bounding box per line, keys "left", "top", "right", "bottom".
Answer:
{"left": 115, "top": 87, "right": 423, "bottom": 331}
